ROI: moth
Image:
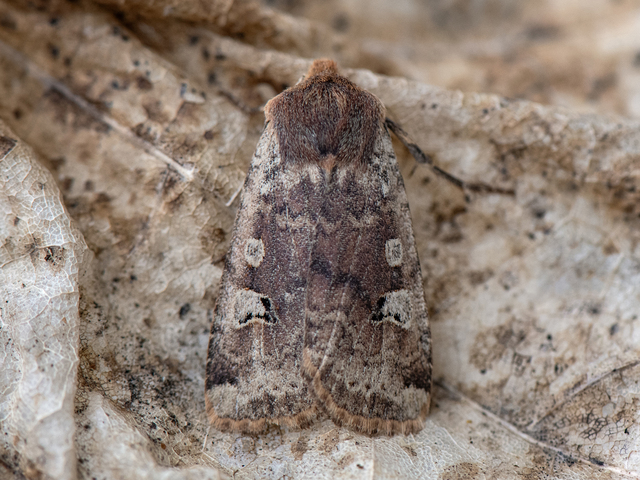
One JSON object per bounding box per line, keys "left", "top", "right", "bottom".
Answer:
{"left": 205, "top": 59, "right": 432, "bottom": 435}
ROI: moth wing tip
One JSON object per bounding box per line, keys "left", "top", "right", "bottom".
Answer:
{"left": 205, "top": 390, "right": 319, "bottom": 433}
{"left": 303, "top": 351, "right": 430, "bottom": 436}
{"left": 278, "top": 406, "right": 320, "bottom": 430}
{"left": 204, "top": 393, "right": 267, "bottom": 433}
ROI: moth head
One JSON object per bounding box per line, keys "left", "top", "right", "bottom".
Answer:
{"left": 263, "top": 58, "right": 384, "bottom": 171}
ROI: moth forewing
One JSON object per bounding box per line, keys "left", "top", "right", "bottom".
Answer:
{"left": 205, "top": 59, "right": 432, "bottom": 435}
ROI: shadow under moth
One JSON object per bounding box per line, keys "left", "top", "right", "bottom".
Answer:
{"left": 205, "top": 59, "right": 433, "bottom": 436}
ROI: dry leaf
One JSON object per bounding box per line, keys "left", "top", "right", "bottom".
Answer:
{"left": 1, "top": 1, "right": 640, "bottom": 479}
{"left": 0, "top": 125, "right": 86, "bottom": 480}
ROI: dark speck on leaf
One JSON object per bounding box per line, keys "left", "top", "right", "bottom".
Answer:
{"left": 179, "top": 303, "right": 191, "bottom": 319}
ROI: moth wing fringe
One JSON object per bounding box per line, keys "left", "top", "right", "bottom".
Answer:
{"left": 303, "top": 349, "right": 429, "bottom": 436}
{"left": 205, "top": 394, "right": 319, "bottom": 433}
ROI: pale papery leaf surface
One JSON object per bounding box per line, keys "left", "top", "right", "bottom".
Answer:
{"left": 0, "top": 1, "right": 639, "bottom": 479}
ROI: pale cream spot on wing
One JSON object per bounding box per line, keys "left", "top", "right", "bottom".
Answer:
{"left": 233, "top": 289, "right": 278, "bottom": 327}
{"left": 245, "top": 238, "right": 265, "bottom": 267}
{"left": 385, "top": 238, "right": 403, "bottom": 267}
{"left": 371, "top": 289, "right": 412, "bottom": 328}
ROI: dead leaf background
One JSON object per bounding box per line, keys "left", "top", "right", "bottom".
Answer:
{"left": 1, "top": 0, "right": 640, "bottom": 479}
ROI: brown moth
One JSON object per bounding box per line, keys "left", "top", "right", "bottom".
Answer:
{"left": 205, "top": 59, "right": 432, "bottom": 435}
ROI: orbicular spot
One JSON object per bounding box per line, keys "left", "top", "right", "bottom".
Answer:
{"left": 233, "top": 289, "right": 278, "bottom": 327}
{"left": 244, "top": 238, "right": 265, "bottom": 267}
{"left": 370, "top": 289, "right": 412, "bottom": 327}
{"left": 385, "top": 238, "right": 403, "bottom": 267}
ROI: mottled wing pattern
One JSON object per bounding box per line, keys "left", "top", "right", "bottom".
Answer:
{"left": 205, "top": 127, "right": 319, "bottom": 432}
{"left": 206, "top": 59, "right": 431, "bottom": 435}
{"left": 300, "top": 128, "right": 432, "bottom": 435}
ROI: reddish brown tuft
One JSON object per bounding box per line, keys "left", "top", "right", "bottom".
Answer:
{"left": 265, "top": 58, "right": 384, "bottom": 171}
{"left": 306, "top": 59, "right": 339, "bottom": 78}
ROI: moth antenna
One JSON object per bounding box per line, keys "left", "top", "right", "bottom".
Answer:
{"left": 218, "top": 87, "right": 264, "bottom": 114}
{"left": 385, "top": 118, "right": 515, "bottom": 198}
